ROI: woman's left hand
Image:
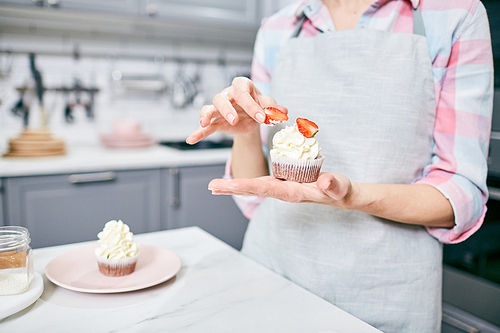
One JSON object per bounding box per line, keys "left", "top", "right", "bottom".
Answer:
{"left": 210, "top": 172, "right": 456, "bottom": 227}
{"left": 209, "top": 172, "right": 355, "bottom": 209}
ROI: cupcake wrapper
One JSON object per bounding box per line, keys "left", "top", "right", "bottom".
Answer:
{"left": 271, "top": 154, "right": 325, "bottom": 183}
{"left": 97, "top": 261, "right": 137, "bottom": 277}
{"left": 96, "top": 251, "right": 139, "bottom": 277}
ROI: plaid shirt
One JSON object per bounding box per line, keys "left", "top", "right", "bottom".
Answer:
{"left": 227, "top": 0, "right": 494, "bottom": 244}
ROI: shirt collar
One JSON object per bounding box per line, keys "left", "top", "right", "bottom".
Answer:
{"left": 378, "top": 0, "right": 420, "bottom": 9}
{"left": 295, "top": 0, "right": 420, "bottom": 19}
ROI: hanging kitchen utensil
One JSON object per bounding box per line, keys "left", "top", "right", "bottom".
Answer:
{"left": 64, "top": 103, "right": 73, "bottom": 123}
{"left": 29, "top": 53, "right": 47, "bottom": 128}
{"left": 11, "top": 90, "right": 25, "bottom": 117}
{"left": 171, "top": 61, "right": 198, "bottom": 109}
{"left": 86, "top": 89, "right": 95, "bottom": 120}
{"left": 11, "top": 88, "right": 31, "bottom": 127}
{"left": 110, "top": 69, "right": 166, "bottom": 100}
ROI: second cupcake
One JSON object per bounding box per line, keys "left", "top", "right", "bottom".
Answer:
{"left": 95, "top": 220, "right": 139, "bottom": 277}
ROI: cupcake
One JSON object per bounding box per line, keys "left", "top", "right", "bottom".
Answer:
{"left": 270, "top": 118, "right": 324, "bottom": 183}
{"left": 95, "top": 220, "right": 139, "bottom": 277}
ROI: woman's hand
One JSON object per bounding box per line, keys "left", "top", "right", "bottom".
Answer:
{"left": 208, "top": 173, "right": 355, "bottom": 209}
{"left": 208, "top": 172, "right": 456, "bottom": 228}
{"left": 186, "top": 77, "right": 278, "bottom": 144}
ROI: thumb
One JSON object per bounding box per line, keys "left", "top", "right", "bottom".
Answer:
{"left": 317, "top": 173, "right": 351, "bottom": 201}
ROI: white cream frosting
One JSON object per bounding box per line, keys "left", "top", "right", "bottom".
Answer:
{"left": 95, "top": 220, "right": 139, "bottom": 260}
{"left": 270, "top": 125, "right": 321, "bottom": 160}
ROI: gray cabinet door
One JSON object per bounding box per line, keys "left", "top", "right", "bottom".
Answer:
{"left": 163, "top": 165, "right": 249, "bottom": 249}
{"left": 50, "top": 0, "right": 139, "bottom": 15}
{"left": 0, "top": 0, "right": 139, "bottom": 15}
{"left": 139, "top": 0, "right": 259, "bottom": 28}
{"left": 4, "top": 169, "right": 161, "bottom": 248}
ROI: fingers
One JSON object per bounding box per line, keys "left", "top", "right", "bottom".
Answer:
{"left": 213, "top": 88, "right": 239, "bottom": 125}
{"left": 189, "top": 77, "right": 269, "bottom": 145}
{"left": 186, "top": 125, "right": 218, "bottom": 145}
{"left": 208, "top": 173, "right": 354, "bottom": 209}
{"left": 208, "top": 78, "right": 265, "bottom": 128}
{"left": 199, "top": 105, "right": 217, "bottom": 128}
{"left": 208, "top": 177, "right": 275, "bottom": 196}
{"left": 187, "top": 105, "right": 221, "bottom": 144}
{"left": 230, "top": 78, "right": 266, "bottom": 123}
{"left": 317, "top": 173, "right": 351, "bottom": 201}
{"left": 260, "top": 95, "right": 279, "bottom": 110}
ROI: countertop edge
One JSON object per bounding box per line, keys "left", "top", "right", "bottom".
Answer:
{"left": 0, "top": 145, "right": 232, "bottom": 177}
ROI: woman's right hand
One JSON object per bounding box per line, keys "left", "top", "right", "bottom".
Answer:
{"left": 186, "top": 77, "right": 277, "bottom": 144}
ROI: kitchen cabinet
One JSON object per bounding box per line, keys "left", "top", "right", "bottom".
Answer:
{"left": 0, "top": 0, "right": 259, "bottom": 53}
{"left": 0, "top": 0, "right": 260, "bottom": 27}
{"left": 139, "top": 0, "right": 259, "bottom": 28}
{"left": 442, "top": 302, "right": 500, "bottom": 333}
{"left": 0, "top": 0, "right": 139, "bottom": 14}
{"left": 162, "top": 165, "right": 249, "bottom": 250}
{"left": 2, "top": 163, "right": 249, "bottom": 250}
{"left": 3, "top": 169, "right": 161, "bottom": 248}
{"left": 49, "top": 0, "right": 139, "bottom": 15}
{"left": 442, "top": 265, "right": 500, "bottom": 332}
{"left": 0, "top": 0, "right": 40, "bottom": 6}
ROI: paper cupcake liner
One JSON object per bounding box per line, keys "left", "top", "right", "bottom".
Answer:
{"left": 270, "top": 154, "right": 325, "bottom": 183}
{"left": 96, "top": 252, "right": 139, "bottom": 277}
{"left": 97, "top": 261, "right": 137, "bottom": 277}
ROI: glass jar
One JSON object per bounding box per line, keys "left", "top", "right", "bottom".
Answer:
{"left": 0, "top": 226, "right": 33, "bottom": 295}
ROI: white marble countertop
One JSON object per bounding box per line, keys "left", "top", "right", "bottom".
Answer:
{"left": 1, "top": 227, "right": 380, "bottom": 333}
{"left": 0, "top": 145, "right": 231, "bottom": 177}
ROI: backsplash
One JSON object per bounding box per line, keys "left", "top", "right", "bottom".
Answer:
{"left": 0, "top": 39, "right": 252, "bottom": 152}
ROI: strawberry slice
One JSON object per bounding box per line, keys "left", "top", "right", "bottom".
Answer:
{"left": 263, "top": 105, "right": 289, "bottom": 125}
{"left": 296, "top": 118, "right": 319, "bottom": 138}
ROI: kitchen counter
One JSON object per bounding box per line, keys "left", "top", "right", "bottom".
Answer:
{"left": 0, "top": 144, "right": 231, "bottom": 177}
{"left": 1, "top": 227, "right": 381, "bottom": 333}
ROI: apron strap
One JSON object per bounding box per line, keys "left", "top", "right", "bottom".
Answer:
{"left": 291, "top": 1, "right": 426, "bottom": 38}
{"left": 412, "top": 5, "right": 426, "bottom": 36}
{"left": 291, "top": 12, "right": 308, "bottom": 38}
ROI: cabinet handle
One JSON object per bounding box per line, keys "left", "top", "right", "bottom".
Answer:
{"left": 488, "top": 186, "right": 500, "bottom": 201}
{"left": 169, "top": 168, "right": 180, "bottom": 207}
{"left": 68, "top": 172, "right": 117, "bottom": 184}
{"left": 442, "top": 312, "right": 479, "bottom": 333}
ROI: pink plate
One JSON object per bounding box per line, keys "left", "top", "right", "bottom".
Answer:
{"left": 45, "top": 244, "right": 181, "bottom": 293}
{"left": 100, "top": 133, "right": 153, "bottom": 142}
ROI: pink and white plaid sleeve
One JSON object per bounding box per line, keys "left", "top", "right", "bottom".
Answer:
{"left": 414, "top": 2, "right": 493, "bottom": 244}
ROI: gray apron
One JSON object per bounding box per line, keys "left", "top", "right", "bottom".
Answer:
{"left": 241, "top": 4, "right": 443, "bottom": 332}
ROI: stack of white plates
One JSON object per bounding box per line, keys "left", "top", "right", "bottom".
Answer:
{"left": 100, "top": 120, "right": 155, "bottom": 149}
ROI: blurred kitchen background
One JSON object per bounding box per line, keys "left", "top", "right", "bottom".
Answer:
{"left": 0, "top": 1, "right": 500, "bottom": 332}
{"left": 0, "top": 0, "right": 299, "bottom": 149}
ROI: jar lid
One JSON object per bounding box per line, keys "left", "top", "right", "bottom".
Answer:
{"left": 0, "top": 226, "right": 31, "bottom": 251}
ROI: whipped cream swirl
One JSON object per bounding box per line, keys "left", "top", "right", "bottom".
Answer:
{"left": 270, "top": 125, "right": 321, "bottom": 160}
{"left": 95, "top": 220, "right": 139, "bottom": 259}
